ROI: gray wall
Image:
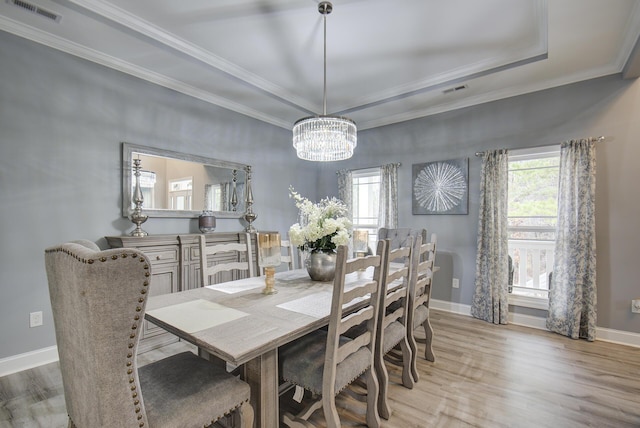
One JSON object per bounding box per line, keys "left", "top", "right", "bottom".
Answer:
{"left": 2, "top": 29, "right": 639, "bottom": 360}
{"left": 0, "top": 32, "right": 316, "bottom": 359}
{"left": 320, "top": 74, "right": 640, "bottom": 333}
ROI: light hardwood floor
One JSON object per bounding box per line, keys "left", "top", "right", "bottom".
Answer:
{"left": 1, "top": 310, "right": 639, "bottom": 427}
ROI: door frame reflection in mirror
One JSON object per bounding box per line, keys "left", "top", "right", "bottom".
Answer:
{"left": 122, "top": 142, "right": 250, "bottom": 219}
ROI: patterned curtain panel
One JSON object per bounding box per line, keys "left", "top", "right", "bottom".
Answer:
{"left": 378, "top": 163, "right": 399, "bottom": 228}
{"left": 336, "top": 169, "right": 353, "bottom": 218}
{"left": 221, "top": 184, "right": 228, "bottom": 211}
{"left": 471, "top": 149, "right": 509, "bottom": 325}
{"left": 546, "top": 139, "right": 597, "bottom": 341}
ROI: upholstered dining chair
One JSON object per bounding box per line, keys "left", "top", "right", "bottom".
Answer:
{"left": 199, "top": 233, "right": 255, "bottom": 286}
{"left": 44, "top": 240, "right": 253, "bottom": 428}
{"left": 407, "top": 233, "right": 438, "bottom": 382}
{"left": 278, "top": 241, "right": 387, "bottom": 428}
{"left": 378, "top": 227, "right": 427, "bottom": 251}
{"left": 374, "top": 237, "right": 415, "bottom": 420}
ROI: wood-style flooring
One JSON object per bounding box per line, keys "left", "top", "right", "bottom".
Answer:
{"left": 1, "top": 310, "right": 639, "bottom": 427}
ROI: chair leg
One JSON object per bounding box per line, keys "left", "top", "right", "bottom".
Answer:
{"left": 407, "top": 325, "right": 420, "bottom": 383}
{"left": 399, "top": 337, "right": 415, "bottom": 389}
{"left": 423, "top": 318, "right": 435, "bottom": 362}
{"left": 282, "top": 412, "right": 315, "bottom": 428}
{"left": 282, "top": 398, "right": 321, "bottom": 427}
{"left": 374, "top": 350, "right": 391, "bottom": 420}
{"left": 236, "top": 401, "right": 254, "bottom": 428}
{"left": 367, "top": 351, "right": 391, "bottom": 420}
{"left": 364, "top": 368, "right": 381, "bottom": 428}
{"left": 322, "top": 393, "right": 341, "bottom": 428}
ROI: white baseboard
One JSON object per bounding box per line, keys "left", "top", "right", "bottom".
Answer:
{"left": 596, "top": 327, "right": 640, "bottom": 348}
{"left": 430, "top": 298, "right": 640, "bottom": 348}
{"left": 430, "top": 299, "right": 471, "bottom": 316}
{"left": 0, "top": 346, "right": 58, "bottom": 377}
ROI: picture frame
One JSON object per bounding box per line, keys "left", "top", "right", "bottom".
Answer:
{"left": 412, "top": 158, "right": 469, "bottom": 215}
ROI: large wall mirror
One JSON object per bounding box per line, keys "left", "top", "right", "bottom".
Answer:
{"left": 122, "top": 142, "right": 249, "bottom": 218}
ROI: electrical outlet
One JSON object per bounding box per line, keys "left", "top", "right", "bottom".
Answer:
{"left": 632, "top": 300, "right": 640, "bottom": 314}
{"left": 29, "top": 311, "right": 43, "bottom": 328}
{"left": 452, "top": 278, "right": 459, "bottom": 289}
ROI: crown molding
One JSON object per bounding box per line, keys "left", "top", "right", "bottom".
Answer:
{"left": 0, "top": 14, "right": 292, "bottom": 129}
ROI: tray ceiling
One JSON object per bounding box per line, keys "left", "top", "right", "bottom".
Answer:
{"left": 1, "top": 0, "right": 639, "bottom": 130}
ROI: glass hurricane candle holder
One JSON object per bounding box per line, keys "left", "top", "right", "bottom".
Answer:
{"left": 353, "top": 229, "right": 369, "bottom": 258}
{"left": 258, "top": 232, "right": 281, "bottom": 295}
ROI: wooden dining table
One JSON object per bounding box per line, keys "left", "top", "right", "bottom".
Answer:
{"left": 144, "top": 267, "right": 380, "bottom": 428}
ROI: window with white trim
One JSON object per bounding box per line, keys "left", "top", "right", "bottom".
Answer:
{"left": 352, "top": 168, "right": 380, "bottom": 252}
{"left": 168, "top": 177, "right": 193, "bottom": 210}
{"left": 508, "top": 146, "right": 560, "bottom": 303}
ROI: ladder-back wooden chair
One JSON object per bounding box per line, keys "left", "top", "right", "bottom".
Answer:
{"left": 260, "top": 238, "right": 297, "bottom": 273}
{"left": 378, "top": 227, "right": 426, "bottom": 250}
{"left": 280, "top": 239, "right": 297, "bottom": 270}
{"left": 278, "top": 241, "right": 387, "bottom": 428}
{"left": 407, "top": 233, "right": 438, "bottom": 382}
{"left": 374, "top": 237, "right": 415, "bottom": 420}
{"left": 199, "top": 233, "right": 255, "bottom": 286}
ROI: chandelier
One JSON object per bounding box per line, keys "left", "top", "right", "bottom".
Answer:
{"left": 293, "top": 1, "right": 357, "bottom": 162}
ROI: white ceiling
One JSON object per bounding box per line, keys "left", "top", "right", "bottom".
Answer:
{"left": 2, "top": 0, "right": 640, "bottom": 131}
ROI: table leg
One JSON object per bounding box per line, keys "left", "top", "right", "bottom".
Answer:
{"left": 197, "top": 348, "right": 227, "bottom": 369}
{"left": 244, "top": 349, "right": 279, "bottom": 428}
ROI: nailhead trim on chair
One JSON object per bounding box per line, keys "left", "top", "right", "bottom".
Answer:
{"left": 132, "top": 254, "right": 150, "bottom": 427}
{"left": 210, "top": 399, "right": 251, "bottom": 427}
{"left": 46, "top": 247, "right": 150, "bottom": 427}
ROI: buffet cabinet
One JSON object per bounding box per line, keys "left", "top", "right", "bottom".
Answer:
{"left": 106, "top": 232, "right": 258, "bottom": 352}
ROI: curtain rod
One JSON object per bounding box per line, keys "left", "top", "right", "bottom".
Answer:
{"left": 474, "top": 136, "right": 605, "bottom": 157}
{"left": 336, "top": 162, "right": 401, "bottom": 174}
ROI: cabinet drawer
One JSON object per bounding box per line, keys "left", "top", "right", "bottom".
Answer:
{"left": 144, "top": 247, "right": 179, "bottom": 264}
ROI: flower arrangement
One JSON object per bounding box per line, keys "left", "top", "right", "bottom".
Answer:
{"left": 288, "top": 187, "right": 352, "bottom": 254}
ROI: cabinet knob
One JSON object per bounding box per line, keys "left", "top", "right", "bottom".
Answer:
{"left": 156, "top": 255, "right": 162, "bottom": 260}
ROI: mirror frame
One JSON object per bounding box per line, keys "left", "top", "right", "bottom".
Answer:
{"left": 122, "top": 142, "right": 249, "bottom": 219}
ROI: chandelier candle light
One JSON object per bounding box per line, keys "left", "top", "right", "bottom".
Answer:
{"left": 292, "top": 1, "right": 357, "bottom": 162}
{"left": 257, "top": 232, "right": 281, "bottom": 294}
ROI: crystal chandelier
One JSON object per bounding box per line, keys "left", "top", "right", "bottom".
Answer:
{"left": 293, "top": 1, "right": 357, "bottom": 162}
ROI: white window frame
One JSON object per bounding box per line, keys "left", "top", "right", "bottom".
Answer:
{"left": 351, "top": 168, "right": 380, "bottom": 253}
{"left": 507, "top": 146, "right": 560, "bottom": 309}
{"left": 168, "top": 177, "right": 193, "bottom": 211}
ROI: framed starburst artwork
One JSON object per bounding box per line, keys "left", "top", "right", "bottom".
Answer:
{"left": 412, "top": 158, "right": 469, "bottom": 215}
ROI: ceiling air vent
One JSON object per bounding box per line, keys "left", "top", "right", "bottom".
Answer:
{"left": 6, "top": 0, "right": 62, "bottom": 23}
{"left": 443, "top": 84, "right": 468, "bottom": 94}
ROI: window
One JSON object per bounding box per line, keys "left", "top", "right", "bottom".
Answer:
{"left": 168, "top": 177, "right": 193, "bottom": 210}
{"left": 352, "top": 169, "right": 380, "bottom": 251}
{"left": 205, "top": 184, "right": 223, "bottom": 211}
{"left": 508, "top": 147, "right": 560, "bottom": 302}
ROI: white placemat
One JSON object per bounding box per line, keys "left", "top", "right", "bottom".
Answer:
{"left": 147, "top": 299, "right": 249, "bottom": 333}
{"left": 206, "top": 280, "right": 263, "bottom": 294}
{"left": 277, "top": 291, "right": 370, "bottom": 319}
{"left": 277, "top": 291, "right": 334, "bottom": 319}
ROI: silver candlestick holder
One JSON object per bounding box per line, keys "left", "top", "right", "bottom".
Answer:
{"left": 129, "top": 158, "right": 149, "bottom": 237}
{"left": 243, "top": 166, "right": 257, "bottom": 232}
{"left": 231, "top": 169, "right": 238, "bottom": 211}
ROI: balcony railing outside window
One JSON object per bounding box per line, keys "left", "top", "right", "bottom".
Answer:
{"left": 507, "top": 147, "right": 559, "bottom": 302}
{"left": 509, "top": 234, "right": 554, "bottom": 299}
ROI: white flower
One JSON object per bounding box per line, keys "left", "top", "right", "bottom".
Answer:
{"left": 288, "top": 186, "right": 352, "bottom": 253}
{"left": 288, "top": 224, "right": 305, "bottom": 247}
